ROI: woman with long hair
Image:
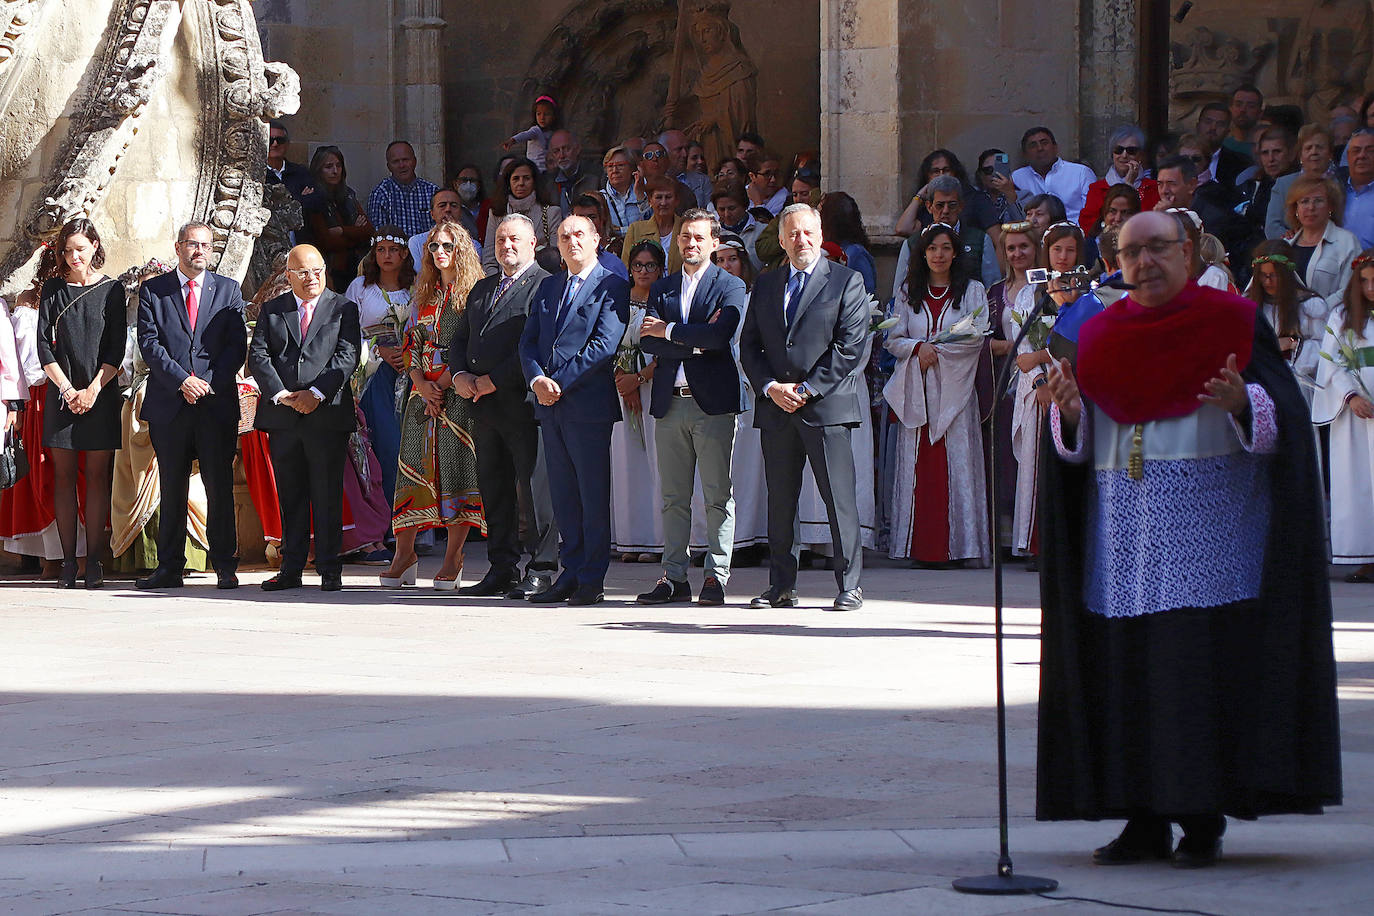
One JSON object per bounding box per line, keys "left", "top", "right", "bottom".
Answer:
{"left": 819, "top": 191, "right": 876, "bottom": 294}
{"left": 37, "top": 218, "right": 126, "bottom": 588}
{"left": 300, "top": 146, "right": 374, "bottom": 291}
{"left": 1313, "top": 250, "right": 1374, "bottom": 581}
{"left": 381, "top": 219, "right": 486, "bottom": 589}
{"left": 883, "top": 223, "right": 990, "bottom": 566}
{"left": 1244, "top": 239, "right": 1326, "bottom": 396}
{"left": 610, "top": 240, "right": 665, "bottom": 562}
{"left": 481, "top": 157, "right": 561, "bottom": 273}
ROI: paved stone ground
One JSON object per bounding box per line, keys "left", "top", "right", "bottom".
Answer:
{"left": 0, "top": 548, "right": 1370, "bottom": 914}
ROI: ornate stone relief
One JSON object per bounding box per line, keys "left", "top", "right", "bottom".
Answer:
{"left": 0, "top": 0, "right": 43, "bottom": 67}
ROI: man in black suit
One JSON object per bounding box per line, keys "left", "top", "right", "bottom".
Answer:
{"left": 519, "top": 215, "right": 629, "bottom": 605}
{"left": 740, "top": 204, "right": 868, "bottom": 611}
{"left": 134, "top": 221, "right": 247, "bottom": 590}
{"left": 636, "top": 208, "right": 748, "bottom": 606}
{"left": 448, "top": 213, "right": 558, "bottom": 598}
{"left": 247, "top": 245, "right": 361, "bottom": 591}
{"left": 265, "top": 121, "right": 313, "bottom": 201}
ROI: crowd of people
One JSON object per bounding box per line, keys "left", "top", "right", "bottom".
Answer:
{"left": 0, "top": 85, "right": 1348, "bottom": 870}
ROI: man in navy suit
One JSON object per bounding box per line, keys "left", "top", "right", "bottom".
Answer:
{"left": 740, "top": 204, "right": 869, "bottom": 611}
{"left": 636, "top": 208, "right": 747, "bottom": 606}
{"left": 248, "top": 245, "right": 361, "bottom": 592}
{"left": 519, "top": 215, "right": 629, "bottom": 605}
{"left": 135, "top": 221, "right": 247, "bottom": 590}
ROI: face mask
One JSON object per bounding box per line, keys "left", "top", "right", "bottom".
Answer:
{"left": 457, "top": 181, "right": 479, "bottom": 203}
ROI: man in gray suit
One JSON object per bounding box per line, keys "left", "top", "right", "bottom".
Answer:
{"left": 247, "top": 245, "right": 361, "bottom": 592}
{"left": 739, "top": 204, "right": 869, "bottom": 610}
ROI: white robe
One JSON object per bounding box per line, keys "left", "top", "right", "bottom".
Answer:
{"left": 882, "top": 282, "right": 990, "bottom": 563}
{"left": 609, "top": 303, "right": 663, "bottom": 553}
{"left": 1007, "top": 284, "right": 1047, "bottom": 555}
{"left": 1260, "top": 296, "right": 1328, "bottom": 405}
{"left": 1312, "top": 309, "right": 1374, "bottom": 563}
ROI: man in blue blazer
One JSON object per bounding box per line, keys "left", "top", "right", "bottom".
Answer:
{"left": 518, "top": 215, "right": 629, "bottom": 605}
{"left": 135, "top": 221, "right": 247, "bottom": 590}
{"left": 637, "top": 209, "right": 747, "bottom": 606}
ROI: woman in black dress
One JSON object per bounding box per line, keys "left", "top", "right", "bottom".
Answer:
{"left": 37, "top": 218, "right": 125, "bottom": 588}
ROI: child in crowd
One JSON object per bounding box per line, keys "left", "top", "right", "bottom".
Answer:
{"left": 502, "top": 95, "right": 559, "bottom": 171}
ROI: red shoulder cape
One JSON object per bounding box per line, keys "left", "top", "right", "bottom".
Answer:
{"left": 1076, "top": 282, "right": 1256, "bottom": 425}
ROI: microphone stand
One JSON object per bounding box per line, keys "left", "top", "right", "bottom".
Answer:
{"left": 953, "top": 287, "right": 1058, "bottom": 896}
{"left": 952, "top": 272, "right": 1132, "bottom": 895}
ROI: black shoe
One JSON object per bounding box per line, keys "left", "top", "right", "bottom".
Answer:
{"left": 216, "top": 569, "right": 239, "bottom": 590}
{"left": 84, "top": 560, "right": 104, "bottom": 590}
{"left": 697, "top": 576, "right": 725, "bottom": 606}
{"left": 262, "top": 570, "right": 304, "bottom": 592}
{"left": 57, "top": 560, "right": 78, "bottom": 589}
{"left": 529, "top": 578, "right": 577, "bottom": 604}
{"left": 832, "top": 587, "right": 863, "bottom": 611}
{"left": 1172, "top": 815, "right": 1225, "bottom": 869}
{"left": 567, "top": 586, "right": 605, "bottom": 606}
{"left": 320, "top": 570, "right": 343, "bottom": 592}
{"left": 136, "top": 567, "right": 184, "bottom": 590}
{"left": 460, "top": 568, "right": 520, "bottom": 597}
{"left": 507, "top": 570, "right": 553, "bottom": 600}
{"left": 1025, "top": 556, "right": 1039, "bottom": 573}
{"left": 750, "top": 588, "right": 798, "bottom": 608}
{"left": 1092, "top": 817, "right": 1173, "bottom": 866}
{"left": 637, "top": 576, "right": 690, "bottom": 605}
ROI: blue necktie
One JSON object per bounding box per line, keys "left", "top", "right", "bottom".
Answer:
{"left": 784, "top": 270, "right": 806, "bottom": 326}
{"left": 557, "top": 275, "right": 581, "bottom": 327}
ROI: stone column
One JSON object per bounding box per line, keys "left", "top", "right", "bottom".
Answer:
{"left": 1078, "top": 0, "right": 1140, "bottom": 169}
{"left": 396, "top": 0, "right": 448, "bottom": 181}
{"left": 820, "top": 0, "right": 902, "bottom": 241}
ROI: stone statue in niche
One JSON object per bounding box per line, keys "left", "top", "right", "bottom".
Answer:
{"left": 1286, "top": 0, "right": 1373, "bottom": 122}
{"left": 678, "top": 1, "right": 757, "bottom": 169}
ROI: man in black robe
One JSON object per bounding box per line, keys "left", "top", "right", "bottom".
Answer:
{"left": 1038, "top": 210, "right": 1341, "bottom": 868}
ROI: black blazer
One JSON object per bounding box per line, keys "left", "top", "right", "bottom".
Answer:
{"left": 518, "top": 263, "right": 629, "bottom": 424}
{"left": 247, "top": 289, "right": 360, "bottom": 432}
{"left": 265, "top": 160, "right": 314, "bottom": 201}
{"left": 136, "top": 269, "right": 247, "bottom": 425}
{"left": 641, "top": 263, "right": 748, "bottom": 418}
{"left": 448, "top": 264, "right": 550, "bottom": 418}
{"left": 739, "top": 257, "right": 869, "bottom": 429}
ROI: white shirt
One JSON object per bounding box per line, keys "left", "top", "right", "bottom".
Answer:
{"left": 762, "top": 258, "right": 822, "bottom": 398}
{"left": 750, "top": 185, "right": 789, "bottom": 217}
{"left": 273, "top": 293, "right": 325, "bottom": 404}
{"left": 530, "top": 262, "right": 599, "bottom": 389}
{"left": 1013, "top": 157, "right": 1096, "bottom": 222}
{"left": 665, "top": 264, "right": 708, "bottom": 386}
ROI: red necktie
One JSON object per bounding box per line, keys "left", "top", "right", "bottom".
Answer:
{"left": 185, "top": 278, "right": 198, "bottom": 329}
{"left": 299, "top": 298, "right": 313, "bottom": 338}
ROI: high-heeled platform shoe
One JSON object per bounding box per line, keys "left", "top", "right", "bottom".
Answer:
{"left": 379, "top": 559, "right": 418, "bottom": 587}
{"left": 432, "top": 563, "right": 463, "bottom": 591}
{"left": 57, "top": 560, "right": 78, "bottom": 589}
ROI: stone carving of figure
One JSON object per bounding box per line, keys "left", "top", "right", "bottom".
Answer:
{"left": 1289, "top": 0, "right": 1374, "bottom": 122}
{"left": 683, "top": 2, "right": 757, "bottom": 171}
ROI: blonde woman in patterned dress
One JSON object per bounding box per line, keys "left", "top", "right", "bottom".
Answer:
{"left": 381, "top": 219, "right": 487, "bottom": 589}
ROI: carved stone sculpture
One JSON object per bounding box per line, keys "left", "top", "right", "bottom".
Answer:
{"left": 0, "top": 0, "right": 299, "bottom": 300}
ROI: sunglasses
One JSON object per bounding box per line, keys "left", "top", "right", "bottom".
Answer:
{"left": 1113, "top": 145, "right": 1141, "bottom": 156}
{"left": 269, "top": 136, "right": 288, "bottom": 146}
{"left": 427, "top": 241, "right": 457, "bottom": 253}
{"left": 641, "top": 150, "right": 667, "bottom": 160}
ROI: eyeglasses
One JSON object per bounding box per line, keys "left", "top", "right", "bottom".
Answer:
{"left": 427, "top": 241, "right": 456, "bottom": 253}
{"left": 641, "top": 150, "right": 666, "bottom": 160}
{"left": 1117, "top": 238, "right": 1185, "bottom": 263}
{"left": 287, "top": 267, "right": 325, "bottom": 279}
{"left": 269, "top": 136, "right": 288, "bottom": 146}
{"left": 630, "top": 262, "right": 661, "bottom": 272}
{"left": 752, "top": 169, "right": 779, "bottom": 179}
{"left": 1296, "top": 196, "right": 1329, "bottom": 208}
{"left": 1113, "top": 145, "right": 1141, "bottom": 156}
{"left": 178, "top": 240, "right": 212, "bottom": 250}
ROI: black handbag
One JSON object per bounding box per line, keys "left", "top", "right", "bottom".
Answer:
{"left": 0, "top": 426, "right": 28, "bottom": 490}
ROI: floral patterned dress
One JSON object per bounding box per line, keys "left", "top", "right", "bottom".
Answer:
{"left": 391, "top": 284, "right": 485, "bottom": 533}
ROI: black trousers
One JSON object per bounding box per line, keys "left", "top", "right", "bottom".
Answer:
{"left": 759, "top": 417, "right": 862, "bottom": 592}
{"left": 266, "top": 424, "right": 347, "bottom": 574}
{"left": 149, "top": 407, "right": 239, "bottom": 573}
{"left": 472, "top": 411, "right": 556, "bottom": 573}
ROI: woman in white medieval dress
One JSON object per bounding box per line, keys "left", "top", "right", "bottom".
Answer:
{"left": 1313, "top": 251, "right": 1374, "bottom": 582}
{"left": 883, "top": 222, "right": 989, "bottom": 567}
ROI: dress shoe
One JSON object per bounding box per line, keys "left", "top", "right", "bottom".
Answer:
{"left": 507, "top": 570, "right": 553, "bottom": 600}
{"left": 136, "top": 567, "right": 184, "bottom": 590}
{"left": 84, "top": 560, "right": 104, "bottom": 590}
{"left": 832, "top": 587, "right": 863, "bottom": 611}
{"left": 460, "top": 568, "right": 520, "bottom": 597}
{"left": 750, "top": 588, "right": 798, "bottom": 608}
{"left": 320, "top": 570, "right": 343, "bottom": 592}
{"left": 1092, "top": 817, "right": 1173, "bottom": 866}
{"left": 1172, "top": 815, "right": 1225, "bottom": 869}
{"left": 57, "top": 560, "right": 78, "bottom": 589}
{"left": 637, "top": 576, "right": 690, "bottom": 605}
{"left": 261, "top": 570, "right": 304, "bottom": 592}
{"left": 216, "top": 569, "right": 239, "bottom": 590}
{"left": 529, "top": 578, "right": 578, "bottom": 603}
{"left": 697, "top": 576, "right": 725, "bottom": 606}
{"left": 567, "top": 586, "right": 605, "bottom": 606}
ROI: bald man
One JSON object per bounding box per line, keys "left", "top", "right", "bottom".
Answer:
{"left": 247, "top": 245, "right": 361, "bottom": 592}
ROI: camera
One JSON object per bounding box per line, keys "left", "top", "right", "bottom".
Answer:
{"left": 1026, "top": 266, "right": 1093, "bottom": 290}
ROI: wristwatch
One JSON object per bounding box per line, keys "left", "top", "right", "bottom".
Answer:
{"left": 1032, "top": 375, "right": 1048, "bottom": 389}
{"left": 796, "top": 381, "right": 817, "bottom": 401}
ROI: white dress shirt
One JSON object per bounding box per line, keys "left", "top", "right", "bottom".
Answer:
{"left": 664, "top": 264, "right": 708, "bottom": 386}
{"left": 762, "top": 258, "right": 823, "bottom": 399}
{"left": 273, "top": 293, "right": 326, "bottom": 404}
{"left": 1013, "top": 157, "right": 1096, "bottom": 222}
